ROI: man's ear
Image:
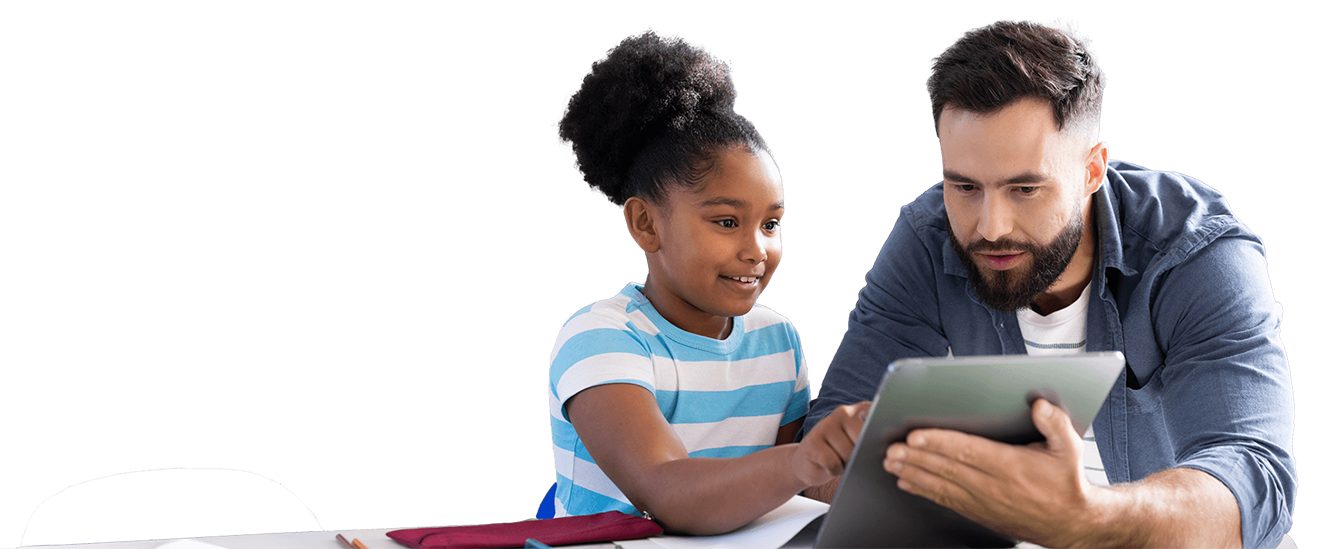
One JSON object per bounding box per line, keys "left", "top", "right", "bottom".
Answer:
{"left": 624, "top": 197, "right": 661, "bottom": 253}
{"left": 1085, "top": 142, "right": 1108, "bottom": 197}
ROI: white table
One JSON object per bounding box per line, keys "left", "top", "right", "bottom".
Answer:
{"left": 59, "top": 525, "right": 1289, "bottom": 546}
{"left": 25, "top": 529, "right": 619, "bottom": 549}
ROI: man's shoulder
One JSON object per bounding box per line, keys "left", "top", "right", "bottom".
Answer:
{"left": 1106, "top": 160, "right": 1253, "bottom": 266}
{"left": 890, "top": 182, "right": 952, "bottom": 259}
{"left": 901, "top": 181, "right": 949, "bottom": 231}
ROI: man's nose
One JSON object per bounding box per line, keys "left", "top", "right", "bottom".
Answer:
{"left": 976, "top": 194, "right": 1014, "bottom": 242}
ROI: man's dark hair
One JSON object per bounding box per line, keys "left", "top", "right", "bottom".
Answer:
{"left": 927, "top": 21, "right": 1104, "bottom": 136}
{"left": 559, "top": 31, "right": 768, "bottom": 206}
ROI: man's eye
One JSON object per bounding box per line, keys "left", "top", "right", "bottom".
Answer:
{"left": 954, "top": 184, "right": 975, "bottom": 193}
{"left": 1016, "top": 186, "right": 1037, "bottom": 195}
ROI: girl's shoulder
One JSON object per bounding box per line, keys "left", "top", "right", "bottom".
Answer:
{"left": 741, "top": 302, "right": 798, "bottom": 334}
{"left": 556, "top": 284, "right": 659, "bottom": 340}
{"left": 548, "top": 288, "right": 659, "bottom": 407}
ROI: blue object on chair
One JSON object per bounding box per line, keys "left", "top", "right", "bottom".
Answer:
{"left": 536, "top": 482, "right": 556, "bottom": 519}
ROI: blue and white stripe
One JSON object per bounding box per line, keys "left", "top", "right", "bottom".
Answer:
{"left": 548, "top": 283, "right": 810, "bottom": 517}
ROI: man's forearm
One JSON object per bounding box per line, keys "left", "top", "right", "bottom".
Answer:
{"left": 1074, "top": 467, "right": 1241, "bottom": 549}
{"left": 802, "top": 477, "right": 839, "bottom": 503}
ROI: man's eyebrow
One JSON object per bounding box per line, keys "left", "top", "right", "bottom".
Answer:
{"left": 942, "top": 170, "right": 1050, "bottom": 186}
{"left": 942, "top": 170, "right": 979, "bottom": 184}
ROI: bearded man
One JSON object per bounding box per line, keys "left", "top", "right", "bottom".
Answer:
{"left": 801, "top": 21, "right": 1295, "bottom": 549}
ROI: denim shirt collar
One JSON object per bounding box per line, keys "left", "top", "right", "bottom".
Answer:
{"left": 1095, "top": 171, "right": 1138, "bottom": 279}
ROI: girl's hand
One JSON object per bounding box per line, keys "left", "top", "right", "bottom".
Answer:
{"left": 791, "top": 402, "right": 872, "bottom": 487}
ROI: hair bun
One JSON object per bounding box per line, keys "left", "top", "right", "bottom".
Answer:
{"left": 560, "top": 31, "right": 738, "bottom": 204}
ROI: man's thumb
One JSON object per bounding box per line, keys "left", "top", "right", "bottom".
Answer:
{"left": 1033, "top": 398, "right": 1079, "bottom": 455}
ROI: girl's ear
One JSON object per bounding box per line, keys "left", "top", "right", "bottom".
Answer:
{"left": 624, "top": 197, "right": 661, "bottom": 253}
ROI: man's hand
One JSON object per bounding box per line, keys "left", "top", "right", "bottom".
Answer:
{"left": 793, "top": 402, "right": 871, "bottom": 488}
{"left": 882, "top": 398, "right": 1095, "bottom": 546}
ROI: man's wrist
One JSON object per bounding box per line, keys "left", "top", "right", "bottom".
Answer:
{"left": 1062, "top": 484, "right": 1150, "bottom": 549}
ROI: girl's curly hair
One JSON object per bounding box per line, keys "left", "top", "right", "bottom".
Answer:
{"left": 559, "top": 31, "right": 768, "bottom": 205}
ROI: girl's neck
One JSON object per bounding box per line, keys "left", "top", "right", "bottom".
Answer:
{"left": 640, "top": 278, "right": 733, "bottom": 340}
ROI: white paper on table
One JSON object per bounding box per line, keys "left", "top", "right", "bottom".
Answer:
{"left": 616, "top": 495, "right": 829, "bottom": 549}
{"left": 154, "top": 541, "right": 229, "bottom": 549}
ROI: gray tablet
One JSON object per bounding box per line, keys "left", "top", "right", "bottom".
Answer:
{"left": 813, "top": 352, "right": 1125, "bottom": 549}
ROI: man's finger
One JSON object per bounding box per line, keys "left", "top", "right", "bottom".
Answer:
{"left": 903, "top": 428, "right": 1013, "bottom": 472}
{"left": 885, "top": 440, "right": 991, "bottom": 488}
{"left": 1031, "top": 399, "right": 1080, "bottom": 456}
{"left": 884, "top": 450, "right": 974, "bottom": 512}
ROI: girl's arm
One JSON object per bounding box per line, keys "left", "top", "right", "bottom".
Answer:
{"left": 565, "top": 383, "right": 867, "bottom": 535}
{"left": 775, "top": 417, "right": 804, "bottom": 446}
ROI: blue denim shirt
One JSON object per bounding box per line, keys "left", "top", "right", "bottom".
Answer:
{"left": 805, "top": 161, "right": 1295, "bottom": 549}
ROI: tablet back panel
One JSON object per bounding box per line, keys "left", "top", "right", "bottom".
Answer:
{"left": 813, "top": 352, "right": 1124, "bottom": 548}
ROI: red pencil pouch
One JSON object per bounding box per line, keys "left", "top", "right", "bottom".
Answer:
{"left": 386, "top": 511, "right": 663, "bottom": 548}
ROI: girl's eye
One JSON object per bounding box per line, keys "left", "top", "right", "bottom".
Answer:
{"left": 718, "top": 219, "right": 737, "bottom": 228}
{"left": 764, "top": 220, "right": 780, "bottom": 231}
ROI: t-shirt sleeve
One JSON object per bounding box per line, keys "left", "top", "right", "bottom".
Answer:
{"left": 549, "top": 308, "right": 655, "bottom": 422}
{"left": 782, "top": 323, "right": 811, "bottom": 425}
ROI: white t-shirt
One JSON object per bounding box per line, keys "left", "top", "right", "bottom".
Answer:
{"left": 1016, "top": 283, "right": 1109, "bottom": 487}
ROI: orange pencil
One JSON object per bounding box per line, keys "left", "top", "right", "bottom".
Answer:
{"left": 352, "top": 538, "right": 370, "bottom": 549}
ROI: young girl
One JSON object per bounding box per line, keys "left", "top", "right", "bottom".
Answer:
{"left": 548, "top": 32, "right": 869, "bottom": 535}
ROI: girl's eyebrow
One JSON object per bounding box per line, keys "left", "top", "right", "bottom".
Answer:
{"left": 695, "top": 196, "right": 747, "bottom": 208}
{"left": 695, "top": 197, "right": 785, "bottom": 211}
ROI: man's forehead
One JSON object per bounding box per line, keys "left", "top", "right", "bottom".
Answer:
{"left": 938, "top": 105, "right": 1008, "bottom": 124}
{"left": 940, "top": 99, "right": 1095, "bottom": 152}
{"left": 943, "top": 98, "right": 1054, "bottom": 124}
{"left": 939, "top": 98, "right": 1060, "bottom": 134}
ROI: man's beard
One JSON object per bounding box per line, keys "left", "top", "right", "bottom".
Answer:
{"left": 947, "top": 208, "right": 1084, "bottom": 313}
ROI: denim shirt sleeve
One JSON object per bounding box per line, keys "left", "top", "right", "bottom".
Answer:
{"left": 1146, "top": 229, "right": 1295, "bottom": 549}
{"left": 803, "top": 204, "right": 952, "bottom": 432}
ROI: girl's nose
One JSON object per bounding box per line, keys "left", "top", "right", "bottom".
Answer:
{"left": 739, "top": 230, "right": 768, "bottom": 264}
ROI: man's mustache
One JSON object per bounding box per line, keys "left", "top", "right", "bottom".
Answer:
{"left": 964, "top": 238, "right": 1039, "bottom": 254}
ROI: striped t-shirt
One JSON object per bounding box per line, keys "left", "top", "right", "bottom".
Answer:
{"left": 1016, "top": 283, "right": 1108, "bottom": 487}
{"left": 548, "top": 283, "right": 810, "bottom": 517}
